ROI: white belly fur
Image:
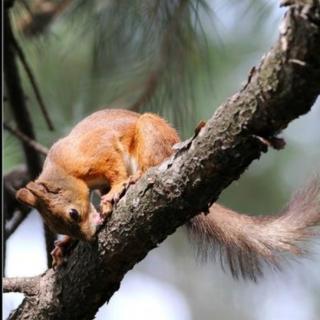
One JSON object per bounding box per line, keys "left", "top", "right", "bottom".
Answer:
{"left": 123, "top": 153, "right": 139, "bottom": 175}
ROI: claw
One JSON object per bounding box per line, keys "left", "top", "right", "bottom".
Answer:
{"left": 100, "top": 172, "right": 142, "bottom": 216}
{"left": 51, "top": 245, "right": 65, "bottom": 269}
{"left": 100, "top": 198, "right": 114, "bottom": 216}
{"left": 51, "top": 236, "right": 75, "bottom": 269}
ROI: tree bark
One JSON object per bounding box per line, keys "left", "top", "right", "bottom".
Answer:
{"left": 4, "top": 1, "right": 320, "bottom": 319}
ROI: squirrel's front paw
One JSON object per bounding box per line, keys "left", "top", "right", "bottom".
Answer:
{"left": 100, "top": 174, "right": 142, "bottom": 216}
{"left": 51, "top": 242, "right": 66, "bottom": 270}
{"left": 51, "top": 236, "right": 75, "bottom": 270}
{"left": 100, "top": 197, "right": 114, "bottom": 216}
{"left": 100, "top": 189, "right": 123, "bottom": 215}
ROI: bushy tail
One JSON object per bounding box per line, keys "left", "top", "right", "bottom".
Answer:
{"left": 187, "top": 178, "right": 320, "bottom": 281}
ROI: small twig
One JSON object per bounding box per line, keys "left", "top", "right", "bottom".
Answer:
{"left": 3, "top": 276, "right": 41, "bottom": 295}
{"left": 43, "top": 224, "right": 56, "bottom": 267}
{"left": 4, "top": 10, "right": 56, "bottom": 269}
{"left": 4, "top": 165, "right": 30, "bottom": 200}
{"left": 3, "top": 166, "right": 31, "bottom": 245}
{"left": 4, "top": 10, "right": 43, "bottom": 177}
{"left": 5, "top": 210, "right": 29, "bottom": 240}
{"left": 4, "top": 122, "right": 49, "bottom": 156}
{"left": 11, "top": 35, "right": 54, "bottom": 131}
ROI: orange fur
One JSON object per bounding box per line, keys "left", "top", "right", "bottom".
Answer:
{"left": 16, "top": 109, "right": 179, "bottom": 241}
{"left": 15, "top": 108, "right": 320, "bottom": 276}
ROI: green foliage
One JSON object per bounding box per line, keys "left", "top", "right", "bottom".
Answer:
{"left": 4, "top": 1, "right": 320, "bottom": 318}
{"left": 5, "top": 0, "right": 319, "bottom": 209}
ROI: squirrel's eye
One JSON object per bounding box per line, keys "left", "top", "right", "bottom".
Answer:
{"left": 69, "top": 209, "right": 80, "bottom": 222}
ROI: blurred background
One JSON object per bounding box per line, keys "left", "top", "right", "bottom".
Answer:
{"left": 3, "top": 0, "right": 320, "bottom": 319}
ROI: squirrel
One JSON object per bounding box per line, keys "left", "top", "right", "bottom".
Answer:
{"left": 16, "top": 108, "right": 320, "bottom": 278}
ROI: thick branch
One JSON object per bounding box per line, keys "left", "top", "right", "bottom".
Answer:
{"left": 7, "top": 2, "right": 320, "bottom": 320}
{"left": 3, "top": 276, "right": 40, "bottom": 296}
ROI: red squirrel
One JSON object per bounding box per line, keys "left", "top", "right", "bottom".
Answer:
{"left": 16, "top": 109, "right": 320, "bottom": 277}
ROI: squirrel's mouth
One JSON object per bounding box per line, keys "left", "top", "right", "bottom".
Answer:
{"left": 90, "top": 190, "right": 109, "bottom": 225}
{"left": 93, "top": 210, "right": 104, "bottom": 225}
{"left": 88, "top": 203, "right": 105, "bottom": 231}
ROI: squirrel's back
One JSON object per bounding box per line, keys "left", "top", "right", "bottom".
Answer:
{"left": 40, "top": 109, "right": 141, "bottom": 180}
{"left": 41, "top": 109, "right": 179, "bottom": 181}
{"left": 68, "top": 109, "right": 140, "bottom": 136}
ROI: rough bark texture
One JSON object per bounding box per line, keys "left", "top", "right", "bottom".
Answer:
{"left": 5, "top": 2, "right": 320, "bottom": 320}
{"left": 3, "top": 276, "right": 41, "bottom": 296}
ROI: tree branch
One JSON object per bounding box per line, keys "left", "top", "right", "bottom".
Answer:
{"left": 3, "top": 167, "right": 31, "bottom": 275}
{"left": 3, "top": 276, "right": 41, "bottom": 296}
{"left": 4, "top": 11, "right": 43, "bottom": 179}
{"left": 3, "top": 166, "right": 31, "bottom": 238}
{"left": 4, "top": 123, "right": 49, "bottom": 156}
{"left": 5, "top": 210, "right": 28, "bottom": 240}
{"left": 12, "top": 34, "right": 54, "bottom": 131}
{"left": 4, "top": 8, "right": 56, "bottom": 268}
{"left": 6, "top": 2, "right": 320, "bottom": 319}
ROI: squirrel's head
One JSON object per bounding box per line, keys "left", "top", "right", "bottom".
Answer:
{"left": 16, "top": 179, "right": 103, "bottom": 241}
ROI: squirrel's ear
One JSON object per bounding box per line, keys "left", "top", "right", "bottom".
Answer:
{"left": 16, "top": 181, "right": 49, "bottom": 207}
{"left": 16, "top": 187, "right": 38, "bottom": 207}
{"left": 25, "top": 181, "right": 48, "bottom": 197}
